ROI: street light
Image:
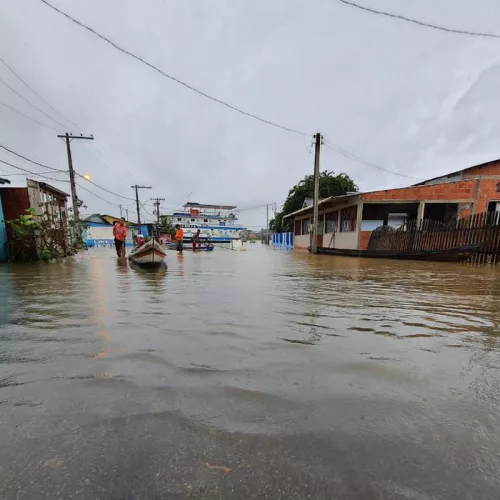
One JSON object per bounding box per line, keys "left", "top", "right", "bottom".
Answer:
{"left": 82, "top": 173, "right": 92, "bottom": 181}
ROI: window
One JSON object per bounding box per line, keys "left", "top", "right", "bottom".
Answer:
{"left": 326, "top": 211, "right": 339, "bottom": 233}
{"left": 177, "top": 217, "right": 182, "bottom": 221}
{"left": 302, "top": 219, "right": 310, "bottom": 234}
{"left": 191, "top": 218, "right": 195, "bottom": 222}
{"left": 294, "top": 219, "right": 302, "bottom": 235}
{"left": 340, "top": 206, "right": 357, "bottom": 232}
{"left": 497, "top": 183, "right": 500, "bottom": 193}
{"left": 204, "top": 219, "right": 208, "bottom": 223}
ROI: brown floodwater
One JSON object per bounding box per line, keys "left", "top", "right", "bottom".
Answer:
{"left": 1, "top": 245, "right": 500, "bottom": 499}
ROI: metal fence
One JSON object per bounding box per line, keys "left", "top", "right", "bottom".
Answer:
{"left": 272, "top": 232, "right": 294, "bottom": 249}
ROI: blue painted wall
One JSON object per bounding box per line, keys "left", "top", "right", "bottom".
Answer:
{"left": 0, "top": 193, "right": 8, "bottom": 262}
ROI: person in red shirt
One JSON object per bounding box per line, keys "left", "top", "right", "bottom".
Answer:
{"left": 113, "top": 218, "right": 127, "bottom": 257}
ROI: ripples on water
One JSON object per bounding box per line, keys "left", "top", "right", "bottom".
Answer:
{"left": 1, "top": 246, "right": 500, "bottom": 498}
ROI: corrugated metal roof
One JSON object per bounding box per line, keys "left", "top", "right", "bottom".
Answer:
{"left": 283, "top": 193, "right": 362, "bottom": 219}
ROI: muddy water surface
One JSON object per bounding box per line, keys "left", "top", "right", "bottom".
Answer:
{"left": 1, "top": 245, "right": 500, "bottom": 499}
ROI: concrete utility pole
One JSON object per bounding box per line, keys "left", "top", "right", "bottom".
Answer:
{"left": 311, "top": 132, "right": 322, "bottom": 254}
{"left": 131, "top": 185, "right": 152, "bottom": 231}
{"left": 151, "top": 197, "right": 165, "bottom": 235}
{"left": 119, "top": 204, "right": 123, "bottom": 218}
{"left": 266, "top": 203, "right": 269, "bottom": 244}
{"left": 125, "top": 209, "right": 129, "bottom": 221}
{"left": 57, "top": 132, "right": 94, "bottom": 247}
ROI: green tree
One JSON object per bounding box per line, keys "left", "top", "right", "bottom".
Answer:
{"left": 159, "top": 215, "right": 175, "bottom": 235}
{"left": 271, "top": 170, "right": 358, "bottom": 232}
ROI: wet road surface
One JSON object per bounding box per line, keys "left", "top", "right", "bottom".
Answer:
{"left": 1, "top": 245, "right": 500, "bottom": 499}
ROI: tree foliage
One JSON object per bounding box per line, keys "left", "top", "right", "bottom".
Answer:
{"left": 159, "top": 215, "right": 175, "bottom": 235}
{"left": 270, "top": 171, "right": 358, "bottom": 232}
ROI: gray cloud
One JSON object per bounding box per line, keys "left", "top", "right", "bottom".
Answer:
{"left": 1, "top": 0, "right": 499, "bottom": 229}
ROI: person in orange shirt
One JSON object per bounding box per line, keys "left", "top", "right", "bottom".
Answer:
{"left": 175, "top": 224, "right": 184, "bottom": 253}
{"left": 113, "top": 218, "right": 127, "bottom": 257}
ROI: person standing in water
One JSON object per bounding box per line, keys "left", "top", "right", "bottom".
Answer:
{"left": 175, "top": 224, "right": 184, "bottom": 253}
{"left": 192, "top": 228, "right": 201, "bottom": 251}
{"left": 113, "top": 218, "right": 127, "bottom": 257}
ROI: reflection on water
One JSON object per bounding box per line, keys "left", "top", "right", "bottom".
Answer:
{"left": 1, "top": 246, "right": 500, "bottom": 498}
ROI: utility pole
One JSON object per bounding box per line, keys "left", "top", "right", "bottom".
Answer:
{"left": 266, "top": 203, "right": 269, "bottom": 244}
{"left": 125, "top": 209, "right": 129, "bottom": 221}
{"left": 57, "top": 132, "right": 94, "bottom": 247}
{"left": 311, "top": 132, "right": 322, "bottom": 254}
{"left": 131, "top": 185, "right": 152, "bottom": 231}
{"left": 119, "top": 204, "right": 123, "bottom": 218}
{"left": 151, "top": 197, "right": 165, "bottom": 235}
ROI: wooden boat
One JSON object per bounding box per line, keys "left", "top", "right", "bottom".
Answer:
{"left": 315, "top": 243, "right": 483, "bottom": 262}
{"left": 166, "top": 242, "right": 214, "bottom": 252}
{"left": 128, "top": 238, "right": 167, "bottom": 266}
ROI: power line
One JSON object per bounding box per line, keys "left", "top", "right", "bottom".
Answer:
{"left": 0, "top": 98, "right": 61, "bottom": 132}
{"left": 336, "top": 0, "right": 500, "bottom": 39}
{"left": 0, "top": 143, "right": 65, "bottom": 172}
{"left": 78, "top": 175, "right": 136, "bottom": 201}
{"left": 0, "top": 56, "right": 82, "bottom": 132}
{"left": 323, "top": 139, "right": 422, "bottom": 180}
{"left": 40, "top": 0, "right": 308, "bottom": 137}
{"left": 0, "top": 158, "right": 69, "bottom": 183}
{"left": 76, "top": 182, "right": 121, "bottom": 208}
{"left": 0, "top": 55, "right": 136, "bottom": 182}
{"left": 0, "top": 170, "right": 60, "bottom": 177}
{"left": 0, "top": 75, "right": 67, "bottom": 130}
{"left": 0, "top": 142, "right": 136, "bottom": 200}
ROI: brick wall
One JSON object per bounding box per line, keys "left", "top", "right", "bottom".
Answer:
{"left": 362, "top": 179, "right": 476, "bottom": 202}
{"left": 464, "top": 160, "right": 500, "bottom": 177}
{"left": 474, "top": 178, "right": 500, "bottom": 213}
{"left": 359, "top": 231, "right": 371, "bottom": 250}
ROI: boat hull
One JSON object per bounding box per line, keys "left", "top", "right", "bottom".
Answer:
{"left": 128, "top": 239, "right": 167, "bottom": 266}
{"left": 166, "top": 243, "right": 214, "bottom": 252}
{"left": 314, "top": 244, "right": 483, "bottom": 262}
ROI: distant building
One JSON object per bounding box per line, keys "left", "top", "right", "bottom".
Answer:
{"left": 0, "top": 178, "right": 70, "bottom": 261}
{"left": 168, "top": 202, "right": 246, "bottom": 242}
{"left": 285, "top": 158, "right": 500, "bottom": 250}
{"left": 82, "top": 214, "right": 147, "bottom": 248}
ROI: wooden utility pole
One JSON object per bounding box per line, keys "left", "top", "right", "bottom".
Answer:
{"left": 151, "top": 197, "right": 165, "bottom": 235}
{"left": 131, "top": 185, "right": 151, "bottom": 231}
{"left": 57, "top": 133, "right": 94, "bottom": 247}
{"left": 311, "top": 132, "right": 322, "bottom": 254}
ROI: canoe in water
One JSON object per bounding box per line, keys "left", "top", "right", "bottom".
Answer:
{"left": 128, "top": 238, "right": 167, "bottom": 266}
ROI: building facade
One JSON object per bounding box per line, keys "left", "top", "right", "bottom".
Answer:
{"left": 83, "top": 214, "right": 146, "bottom": 248}
{"left": 286, "top": 159, "right": 500, "bottom": 250}
{"left": 0, "top": 178, "right": 70, "bottom": 260}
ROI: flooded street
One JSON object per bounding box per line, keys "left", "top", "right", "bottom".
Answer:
{"left": 1, "top": 245, "right": 500, "bottom": 499}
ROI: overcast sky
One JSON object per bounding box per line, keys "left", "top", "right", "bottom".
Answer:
{"left": 1, "top": 0, "right": 500, "bottom": 229}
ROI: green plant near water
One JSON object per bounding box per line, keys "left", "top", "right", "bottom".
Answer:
{"left": 7, "top": 208, "right": 73, "bottom": 261}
